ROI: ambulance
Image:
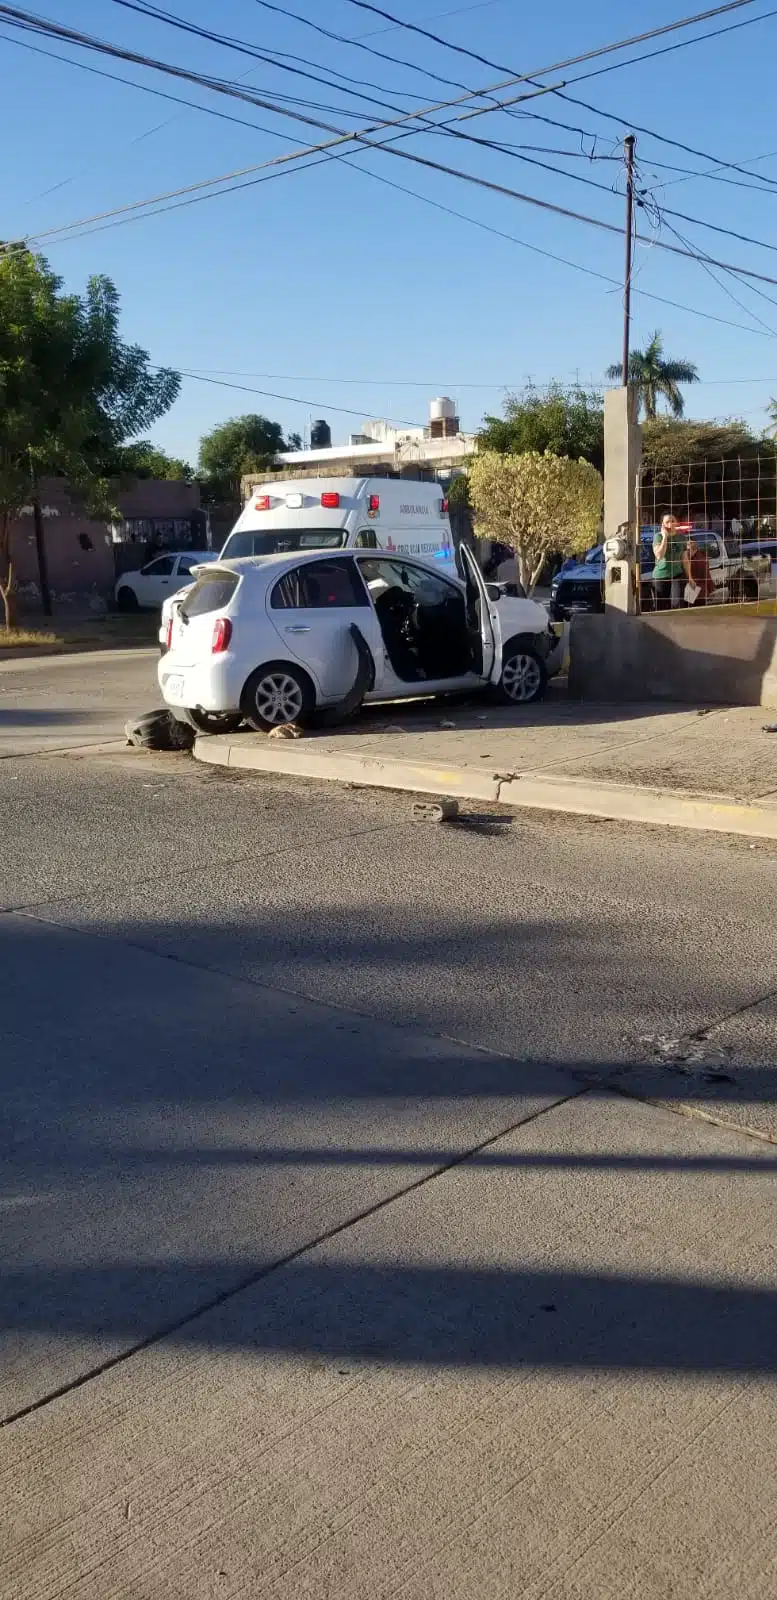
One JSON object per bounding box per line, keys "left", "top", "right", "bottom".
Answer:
{"left": 224, "top": 477, "right": 456, "bottom": 567}
{"left": 159, "top": 477, "right": 456, "bottom": 647}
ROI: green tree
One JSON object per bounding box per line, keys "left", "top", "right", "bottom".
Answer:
{"left": 197, "top": 414, "right": 287, "bottom": 501}
{"left": 106, "top": 440, "right": 192, "bottom": 480}
{"left": 606, "top": 330, "right": 699, "bottom": 419}
{"left": 469, "top": 450, "right": 602, "bottom": 594}
{"left": 0, "top": 245, "right": 179, "bottom": 626}
{"left": 478, "top": 384, "right": 604, "bottom": 472}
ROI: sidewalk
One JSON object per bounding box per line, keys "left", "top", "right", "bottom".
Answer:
{"left": 195, "top": 691, "right": 777, "bottom": 840}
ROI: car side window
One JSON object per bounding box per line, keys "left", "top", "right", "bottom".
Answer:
{"left": 695, "top": 535, "right": 721, "bottom": 561}
{"left": 357, "top": 558, "right": 459, "bottom": 608}
{"left": 177, "top": 556, "right": 199, "bottom": 576}
{"left": 140, "top": 555, "right": 175, "bottom": 576}
{"left": 270, "top": 558, "right": 368, "bottom": 610}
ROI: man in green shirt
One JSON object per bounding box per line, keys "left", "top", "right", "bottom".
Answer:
{"left": 652, "top": 514, "right": 686, "bottom": 609}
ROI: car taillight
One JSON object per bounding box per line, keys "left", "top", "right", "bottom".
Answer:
{"left": 320, "top": 492, "right": 340, "bottom": 508}
{"left": 441, "top": 498, "right": 449, "bottom": 513}
{"left": 211, "top": 617, "right": 232, "bottom": 653}
{"left": 165, "top": 614, "right": 174, "bottom": 650}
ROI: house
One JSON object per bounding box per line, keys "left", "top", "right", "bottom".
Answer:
{"left": 242, "top": 399, "right": 476, "bottom": 501}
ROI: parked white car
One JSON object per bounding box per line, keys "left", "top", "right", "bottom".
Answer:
{"left": 116, "top": 551, "right": 216, "bottom": 612}
{"left": 158, "top": 546, "right": 561, "bottom": 734}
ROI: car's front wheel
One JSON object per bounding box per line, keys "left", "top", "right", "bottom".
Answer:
{"left": 495, "top": 640, "right": 547, "bottom": 706}
{"left": 241, "top": 662, "right": 315, "bottom": 732}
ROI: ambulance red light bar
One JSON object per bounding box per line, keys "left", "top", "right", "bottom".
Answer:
{"left": 368, "top": 494, "right": 380, "bottom": 512}
{"left": 320, "top": 492, "right": 340, "bottom": 508}
{"left": 254, "top": 494, "right": 271, "bottom": 510}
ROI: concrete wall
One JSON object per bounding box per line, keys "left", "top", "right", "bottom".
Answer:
{"left": 569, "top": 608, "right": 777, "bottom": 708}
{"left": 11, "top": 477, "right": 204, "bottom": 613}
{"left": 11, "top": 483, "right": 115, "bottom": 613}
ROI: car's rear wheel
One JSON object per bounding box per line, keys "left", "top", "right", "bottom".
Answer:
{"left": 731, "top": 575, "right": 758, "bottom": 603}
{"left": 116, "top": 586, "right": 139, "bottom": 612}
{"left": 241, "top": 662, "right": 315, "bottom": 732}
{"left": 495, "top": 640, "right": 547, "bottom": 706}
{"left": 175, "top": 707, "right": 244, "bottom": 735}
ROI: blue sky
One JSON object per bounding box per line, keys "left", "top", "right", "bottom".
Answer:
{"left": 3, "top": 0, "right": 777, "bottom": 463}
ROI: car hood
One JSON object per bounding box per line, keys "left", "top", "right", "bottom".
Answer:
{"left": 554, "top": 561, "right": 601, "bottom": 586}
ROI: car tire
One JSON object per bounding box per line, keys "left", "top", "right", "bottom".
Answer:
{"left": 117, "top": 586, "right": 139, "bottom": 612}
{"left": 240, "top": 662, "right": 315, "bottom": 732}
{"left": 176, "top": 707, "right": 244, "bottom": 736}
{"left": 494, "top": 639, "right": 547, "bottom": 706}
{"left": 124, "top": 708, "right": 193, "bottom": 751}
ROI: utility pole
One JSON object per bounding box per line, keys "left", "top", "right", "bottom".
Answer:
{"left": 621, "top": 134, "right": 636, "bottom": 387}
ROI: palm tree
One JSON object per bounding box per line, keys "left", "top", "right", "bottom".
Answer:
{"left": 606, "top": 330, "right": 699, "bottom": 419}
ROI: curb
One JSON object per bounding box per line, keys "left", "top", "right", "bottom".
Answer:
{"left": 193, "top": 736, "right": 777, "bottom": 841}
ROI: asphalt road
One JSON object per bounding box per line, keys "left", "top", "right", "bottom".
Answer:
{"left": 3, "top": 650, "right": 777, "bottom": 1596}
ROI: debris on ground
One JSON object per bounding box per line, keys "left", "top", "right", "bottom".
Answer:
{"left": 439, "top": 719, "right": 456, "bottom": 730}
{"left": 125, "top": 709, "right": 194, "bottom": 752}
{"left": 268, "top": 723, "right": 305, "bottom": 739}
{"left": 446, "top": 812, "right": 513, "bottom": 837}
{"left": 411, "top": 799, "right": 460, "bottom": 822}
{"left": 762, "top": 723, "right": 777, "bottom": 733}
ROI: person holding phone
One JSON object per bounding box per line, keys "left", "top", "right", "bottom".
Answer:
{"left": 652, "top": 514, "right": 686, "bottom": 608}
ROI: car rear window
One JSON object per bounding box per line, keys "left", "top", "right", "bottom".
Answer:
{"left": 180, "top": 571, "right": 239, "bottom": 617}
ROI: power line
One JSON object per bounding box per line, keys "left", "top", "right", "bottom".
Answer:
{"left": 338, "top": 154, "right": 777, "bottom": 340}
{"left": 342, "top": 0, "right": 759, "bottom": 74}
{"left": 0, "top": 27, "right": 395, "bottom": 130}
{"left": 108, "top": 0, "right": 426, "bottom": 116}
{"left": 170, "top": 368, "right": 425, "bottom": 425}
{"left": 3, "top": 1, "right": 770, "bottom": 267}
{"left": 8, "top": 0, "right": 777, "bottom": 327}
{"left": 341, "top": 0, "right": 777, "bottom": 197}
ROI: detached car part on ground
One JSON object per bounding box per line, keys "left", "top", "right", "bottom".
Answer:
{"left": 158, "top": 546, "right": 561, "bottom": 734}
{"left": 550, "top": 532, "right": 763, "bottom": 621}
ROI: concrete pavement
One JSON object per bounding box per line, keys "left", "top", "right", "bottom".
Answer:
{"left": 0, "top": 647, "right": 158, "bottom": 757}
{"left": 196, "top": 695, "right": 777, "bottom": 839}
{"left": 5, "top": 1090, "right": 777, "bottom": 1598}
{"left": 4, "top": 653, "right": 777, "bottom": 1593}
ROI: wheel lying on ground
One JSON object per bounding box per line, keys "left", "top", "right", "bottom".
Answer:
{"left": 124, "top": 708, "right": 194, "bottom": 751}
{"left": 173, "top": 707, "right": 244, "bottom": 735}
{"left": 240, "top": 662, "right": 315, "bottom": 733}
{"left": 116, "top": 586, "right": 139, "bottom": 612}
{"left": 494, "top": 637, "right": 547, "bottom": 706}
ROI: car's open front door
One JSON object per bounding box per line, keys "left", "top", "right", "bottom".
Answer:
{"left": 458, "top": 544, "right": 500, "bottom": 684}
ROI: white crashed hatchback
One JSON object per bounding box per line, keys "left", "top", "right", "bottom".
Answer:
{"left": 158, "top": 546, "right": 560, "bottom": 734}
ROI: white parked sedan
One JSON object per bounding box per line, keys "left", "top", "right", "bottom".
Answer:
{"left": 158, "top": 546, "right": 561, "bottom": 734}
{"left": 115, "top": 551, "right": 216, "bottom": 612}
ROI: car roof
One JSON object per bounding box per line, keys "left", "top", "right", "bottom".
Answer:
{"left": 207, "top": 549, "right": 460, "bottom": 581}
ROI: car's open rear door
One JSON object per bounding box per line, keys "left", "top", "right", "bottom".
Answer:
{"left": 458, "top": 544, "right": 500, "bottom": 683}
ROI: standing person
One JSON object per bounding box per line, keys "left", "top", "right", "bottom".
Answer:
{"left": 682, "top": 536, "right": 714, "bottom": 607}
{"left": 652, "top": 514, "right": 686, "bottom": 608}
